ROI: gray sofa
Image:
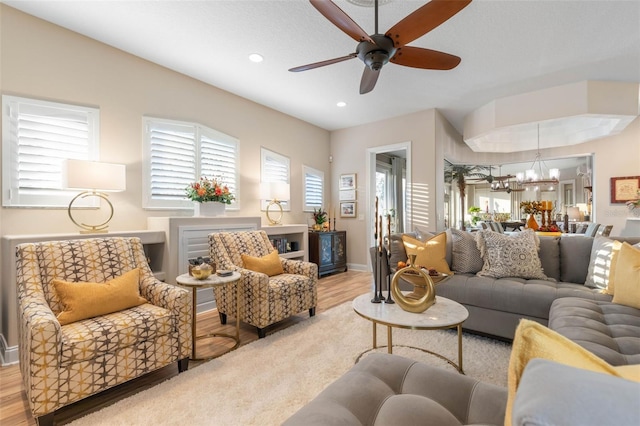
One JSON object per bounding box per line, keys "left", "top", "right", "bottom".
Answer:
{"left": 387, "top": 231, "right": 640, "bottom": 365}
{"left": 284, "top": 353, "right": 640, "bottom": 426}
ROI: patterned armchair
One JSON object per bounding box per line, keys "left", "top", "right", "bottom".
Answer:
{"left": 16, "top": 237, "right": 192, "bottom": 426}
{"left": 209, "top": 231, "right": 318, "bottom": 338}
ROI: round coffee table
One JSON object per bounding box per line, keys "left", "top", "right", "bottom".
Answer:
{"left": 176, "top": 271, "right": 241, "bottom": 361}
{"left": 352, "top": 292, "right": 469, "bottom": 373}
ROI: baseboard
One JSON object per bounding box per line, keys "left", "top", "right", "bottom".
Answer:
{"left": 347, "top": 263, "right": 368, "bottom": 272}
{"left": 0, "top": 334, "right": 19, "bottom": 366}
{"left": 197, "top": 299, "right": 217, "bottom": 315}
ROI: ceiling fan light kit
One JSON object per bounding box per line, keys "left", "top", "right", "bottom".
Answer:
{"left": 290, "top": 0, "right": 472, "bottom": 94}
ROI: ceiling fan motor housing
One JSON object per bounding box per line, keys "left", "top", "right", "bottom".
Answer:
{"left": 357, "top": 34, "right": 396, "bottom": 71}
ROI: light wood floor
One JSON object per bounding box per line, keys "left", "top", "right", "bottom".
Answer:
{"left": 0, "top": 270, "right": 372, "bottom": 425}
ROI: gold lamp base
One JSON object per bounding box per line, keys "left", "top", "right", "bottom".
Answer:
{"left": 68, "top": 191, "right": 114, "bottom": 234}
{"left": 265, "top": 199, "right": 284, "bottom": 225}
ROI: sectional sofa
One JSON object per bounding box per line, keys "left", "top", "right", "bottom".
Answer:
{"left": 387, "top": 229, "right": 640, "bottom": 365}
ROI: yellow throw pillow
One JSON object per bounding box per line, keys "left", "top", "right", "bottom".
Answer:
{"left": 505, "top": 319, "right": 640, "bottom": 426}
{"left": 611, "top": 242, "right": 640, "bottom": 309}
{"left": 602, "top": 240, "right": 623, "bottom": 295}
{"left": 402, "top": 233, "right": 452, "bottom": 274}
{"left": 241, "top": 250, "right": 284, "bottom": 277}
{"left": 53, "top": 268, "right": 147, "bottom": 325}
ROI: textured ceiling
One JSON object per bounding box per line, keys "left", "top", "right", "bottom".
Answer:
{"left": 5, "top": 0, "right": 640, "bottom": 142}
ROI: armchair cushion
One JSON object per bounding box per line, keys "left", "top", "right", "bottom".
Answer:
{"left": 241, "top": 250, "right": 284, "bottom": 276}
{"left": 53, "top": 268, "right": 147, "bottom": 325}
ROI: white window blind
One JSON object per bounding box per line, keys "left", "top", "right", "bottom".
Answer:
{"left": 2, "top": 95, "right": 99, "bottom": 207}
{"left": 143, "top": 117, "right": 239, "bottom": 210}
{"left": 261, "top": 147, "right": 290, "bottom": 210}
{"left": 303, "top": 165, "right": 324, "bottom": 211}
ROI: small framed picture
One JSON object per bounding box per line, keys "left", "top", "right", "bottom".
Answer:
{"left": 339, "top": 189, "right": 356, "bottom": 201}
{"left": 339, "top": 173, "right": 356, "bottom": 190}
{"left": 610, "top": 176, "right": 640, "bottom": 203}
{"left": 340, "top": 202, "right": 356, "bottom": 218}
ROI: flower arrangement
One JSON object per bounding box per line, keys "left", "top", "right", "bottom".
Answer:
{"left": 185, "top": 176, "right": 235, "bottom": 204}
{"left": 520, "top": 201, "right": 543, "bottom": 215}
{"left": 313, "top": 208, "right": 327, "bottom": 225}
{"left": 626, "top": 189, "right": 640, "bottom": 210}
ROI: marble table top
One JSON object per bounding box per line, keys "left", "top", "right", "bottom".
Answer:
{"left": 352, "top": 293, "right": 469, "bottom": 329}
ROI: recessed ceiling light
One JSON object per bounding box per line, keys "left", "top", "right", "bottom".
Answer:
{"left": 248, "top": 53, "right": 263, "bottom": 63}
{"left": 337, "top": 101, "right": 347, "bottom": 108}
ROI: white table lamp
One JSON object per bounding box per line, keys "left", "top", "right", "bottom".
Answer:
{"left": 261, "top": 181, "right": 290, "bottom": 225}
{"left": 63, "top": 159, "right": 126, "bottom": 233}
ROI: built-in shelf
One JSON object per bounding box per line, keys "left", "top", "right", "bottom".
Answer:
{"left": 262, "top": 224, "right": 309, "bottom": 262}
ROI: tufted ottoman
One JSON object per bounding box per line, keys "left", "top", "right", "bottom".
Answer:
{"left": 548, "top": 297, "right": 640, "bottom": 365}
{"left": 283, "top": 353, "right": 507, "bottom": 426}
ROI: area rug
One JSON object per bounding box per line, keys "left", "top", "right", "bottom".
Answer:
{"left": 70, "top": 301, "right": 511, "bottom": 425}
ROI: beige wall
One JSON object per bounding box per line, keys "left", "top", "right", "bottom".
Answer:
{"left": 330, "top": 110, "right": 437, "bottom": 269}
{"left": 0, "top": 5, "right": 331, "bottom": 236}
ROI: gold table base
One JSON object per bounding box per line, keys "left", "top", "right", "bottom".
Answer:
{"left": 356, "top": 322, "right": 465, "bottom": 374}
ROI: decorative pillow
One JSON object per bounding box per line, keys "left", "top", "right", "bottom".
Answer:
{"left": 505, "top": 319, "right": 640, "bottom": 426}
{"left": 449, "top": 228, "right": 483, "bottom": 274}
{"left": 611, "top": 242, "right": 640, "bottom": 309}
{"left": 53, "top": 268, "right": 147, "bottom": 325}
{"left": 402, "top": 233, "right": 452, "bottom": 274}
{"left": 605, "top": 241, "right": 640, "bottom": 296}
{"left": 242, "top": 250, "right": 284, "bottom": 277}
{"left": 584, "top": 236, "right": 621, "bottom": 291}
{"left": 475, "top": 229, "right": 547, "bottom": 280}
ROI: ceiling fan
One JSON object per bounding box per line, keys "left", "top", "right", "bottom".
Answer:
{"left": 289, "top": 0, "right": 472, "bottom": 94}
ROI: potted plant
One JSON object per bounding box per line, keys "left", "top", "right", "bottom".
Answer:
{"left": 520, "top": 201, "right": 542, "bottom": 230}
{"left": 312, "top": 208, "right": 327, "bottom": 231}
{"left": 468, "top": 206, "right": 482, "bottom": 227}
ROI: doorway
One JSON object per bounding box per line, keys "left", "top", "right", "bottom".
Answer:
{"left": 366, "top": 142, "right": 411, "bottom": 248}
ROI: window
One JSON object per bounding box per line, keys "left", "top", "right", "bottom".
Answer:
{"left": 2, "top": 95, "right": 99, "bottom": 207}
{"left": 143, "top": 117, "right": 239, "bottom": 209}
{"left": 260, "top": 148, "right": 290, "bottom": 210}
{"left": 303, "top": 165, "right": 324, "bottom": 211}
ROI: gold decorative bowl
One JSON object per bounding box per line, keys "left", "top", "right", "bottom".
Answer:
{"left": 191, "top": 264, "right": 213, "bottom": 280}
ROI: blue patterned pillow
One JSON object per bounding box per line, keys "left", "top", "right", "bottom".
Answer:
{"left": 476, "top": 229, "right": 547, "bottom": 279}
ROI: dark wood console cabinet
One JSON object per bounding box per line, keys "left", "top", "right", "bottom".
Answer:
{"left": 308, "top": 230, "right": 347, "bottom": 277}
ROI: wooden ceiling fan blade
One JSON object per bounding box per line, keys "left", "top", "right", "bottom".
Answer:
{"left": 386, "top": 0, "right": 472, "bottom": 47}
{"left": 390, "top": 46, "right": 461, "bottom": 70}
{"left": 310, "top": 0, "right": 374, "bottom": 43}
{"left": 360, "top": 67, "right": 379, "bottom": 94}
{"left": 289, "top": 53, "right": 357, "bottom": 72}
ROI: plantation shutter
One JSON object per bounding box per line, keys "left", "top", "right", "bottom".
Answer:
{"left": 303, "top": 166, "right": 323, "bottom": 211}
{"left": 2, "top": 95, "right": 98, "bottom": 207}
{"left": 200, "top": 127, "right": 238, "bottom": 204}
{"left": 147, "top": 121, "right": 196, "bottom": 201}
{"left": 143, "top": 117, "right": 239, "bottom": 209}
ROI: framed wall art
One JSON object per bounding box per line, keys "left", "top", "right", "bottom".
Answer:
{"left": 339, "top": 189, "right": 356, "bottom": 201}
{"left": 610, "top": 176, "right": 640, "bottom": 203}
{"left": 339, "top": 173, "right": 356, "bottom": 190}
{"left": 340, "top": 202, "right": 356, "bottom": 218}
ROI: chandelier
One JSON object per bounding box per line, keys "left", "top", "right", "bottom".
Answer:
{"left": 515, "top": 124, "right": 560, "bottom": 191}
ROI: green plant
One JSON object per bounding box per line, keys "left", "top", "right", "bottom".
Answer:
{"left": 313, "top": 208, "right": 327, "bottom": 224}
{"left": 185, "top": 176, "right": 235, "bottom": 204}
{"left": 626, "top": 189, "right": 640, "bottom": 210}
{"left": 444, "top": 162, "right": 492, "bottom": 231}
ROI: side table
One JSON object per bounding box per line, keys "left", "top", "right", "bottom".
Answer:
{"left": 176, "top": 271, "right": 241, "bottom": 361}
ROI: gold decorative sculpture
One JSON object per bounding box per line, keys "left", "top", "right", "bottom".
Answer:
{"left": 391, "top": 254, "right": 436, "bottom": 313}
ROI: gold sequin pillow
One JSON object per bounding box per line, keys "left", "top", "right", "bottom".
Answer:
{"left": 53, "top": 268, "right": 147, "bottom": 325}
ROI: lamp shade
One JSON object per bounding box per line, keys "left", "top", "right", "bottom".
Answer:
{"left": 261, "top": 181, "right": 290, "bottom": 201}
{"left": 566, "top": 206, "right": 581, "bottom": 221}
{"left": 63, "top": 160, "right": 126, "bottom": 192}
